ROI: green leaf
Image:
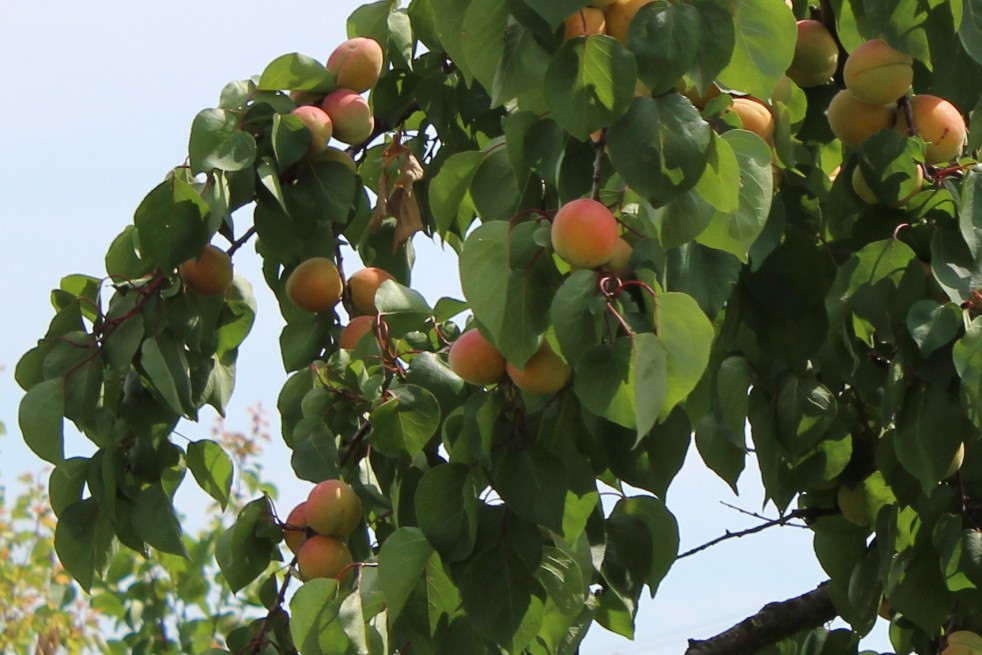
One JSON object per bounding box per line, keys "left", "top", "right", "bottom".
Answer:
{"left": 461, "top": 0, "right": 510, "bottom": 92}
{"left": 429, "top": 150, "right": 482, "bottom": 235}
{"left": 19, "top": 377, "right": 65, "bottom": 463}
{"left": 611, "top": 496, "right": 679, "bottom": 594}
{"left": 140, "top": 332, "right": 194, "bottom": 416}
{"left": 377, "top": 527, "right": 434, "bottom": 622}
{"left": 551, "top": 270, "right": 605, "bottom": 367}
{"left": 492, "top": 24, "right": 552, "bottom": 107}
{"left": 894, "top": 383, "right": 968, "bottom": 493}
{"left": 686, "top": 0, "right": 735, "bottom": 91}
{"left": 717, "top": 0, "right": 796, "bottom": 99}
{"left": 962, "top": 0, "right": 982, "bottom": 66}
{"left": 415, "top": 464, "right": 478, "bottom": 560}
{"left": 826, "top": 239, "right": 917, "bottom": 331}
{"left": 259, "top": 53, "right": 336, "bottom": 92}
{"left": 134, "top": 483, "right": 188, "bottom": 557}
{"left": 470, "top": 145, "right": 520, "bottom": 221}
{"left": 775, "top": 375, "right": 837, "bottom": 456}
{"left": 544, "top": 35, "right": 638, "bottom": 141}
{"left": 887, "top": 545, "right": 952, "bottom": 632}
{"left": 271, "top": 113, "right": 311, "bottom": 172}
{"left": 628, "top": 2, "right": 702, "bottom": 95}
{"left": 607, "top": 95, "right": 712, "bottom": 207}
{"left": 55, "top": 498, "right": 114, "bottom": 592}
{"left": 370, "top": 385, "right": 441, "bottom": 457}
{"left": 655, "top": 292, "right": 715, "bottom": 418}
{"left": 289, "top": 578, "right": 349, "bottom": 655}
{"left": 955, "top": 317, "right": 982, "bottom": 429}
{"left": 529, "top": 0, "right": 590, "bottom": 27}
{"left": 695, "top": 130, "right": 774, "bottom": 262}
{"left": 188, "top": 108, "right": 257, "bottom": 174}
{"left": 906, "top": 300, "right": 962, "bottom": 357}
{"left": 134, "top": 176, "right": 211, "bottom": 270}
{"left": 495, "top": 448, "right": 568, "bottom": 532}
{"left": 215, "top": 497, "right": 278, "bottom": 593}
{"left": 187, "top": 439, "right": 234, "bottom": 510}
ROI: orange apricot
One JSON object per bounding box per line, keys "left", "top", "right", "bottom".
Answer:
{"left": 604, "top": 0, "right": 654, "bottom": 44}
{"left": 843, "top": 39, "right": 913, "bottom": 105}
{"left": 895, "top": 94, "right": 968, "bottom": 164}
{"left": 551, "top": 198, "right": 620, "bottom": 269}
{"left": 827, "top": 89, "right": 896, "bottom": 150}
{"left": 506, "top": 342, "right": 572, "bottom": 395}
{"left": 339, "top": 315, "right": 376, "bottom": 350}
{"left": 448, "top": 329, "right": 507, "bottom": 386}
{"left": 306, "top": 479, "right": 362, "bottom": 538}
{"left": 283, "top": 501, "right": 309, "bottom": 554}
{"left": 787, "top": 20, "right": 838, "bottom": 88}
{"left": 290, "top": 105, "right": 334, "bottom": 157}
{"left": 179, "top": 244, "right": 233, "bottom": 297}
{"left": 348, "top": 267, "right": 396, "bottom": 316}
{"left": 565, "top": 8, "right": 606, "bottom": 39}
{"left": 286, "top": 257, "right": 344, "bottom": 313}
{"left": 728, "top": 97, "right": 775, "bottom": 143}
{"left": 327, "top": 37, "right": 384, "bottom": 93}
{"left": 297, "top": 535, "right": 353, "bottom": 581}
{"left": 604, "top": 237, "right": 634, "bottom": 273}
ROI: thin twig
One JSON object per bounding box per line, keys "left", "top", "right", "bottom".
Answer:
{"left": 678, "top": 507, "right": 836, "bottom": 559}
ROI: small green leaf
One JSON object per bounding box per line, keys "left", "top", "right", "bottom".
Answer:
{"left": 717, "top": 0, "right": 795, "bottom": 99}
{"left": 907, "top": 300, "right": 963, "bottom": 357}
{"left": 377, "top": 527, "right": 434, "bottom": 622}
{"left": 55, "top": 498, "right": 114, "bottom": 592}
{"left": 188, "top": 108, "right": 257, "bottom": 174}
{"left": 134, "top": 483, "right": 189, "bottom": 557}
{"left": 655, "top": 292, "right": 714, "bottom": 418}
{"left": 628, "top": 1, "right": 702, "bottom": 95}
{"left": 259, "top": 53, "right": 337, "bottom": 92}
{"left": 370, "top": 385, "right": 441, "bottom": 457}
{"left": 19, "top": 377, "right": 65, "bottom": 464}
{"left": 134, "top": 176, "right": 211, "bottom": 270}
{"left": 415, "top": 464, "right": 478, "bottom": 560}
{"left": 495, "top": 448, "right": 568, "bottom": 532}
{"left": 187, "top": 439, "right": 234, "bottom": 509}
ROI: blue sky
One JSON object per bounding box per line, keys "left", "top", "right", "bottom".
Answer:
{"left": 0, "top": 3, "right": 889, "bottom": 653}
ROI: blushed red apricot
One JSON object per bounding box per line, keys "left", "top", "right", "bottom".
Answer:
{"left": 728, "top": 97, "right": 775, "bottom": 143}
{"left": 604, "top": 0, "right": 654, "bottom": 44}
{"left": 339, "top": 315, "right": 376, "bottom": 350}
{"left": 179, "top": 244, "right": 233, "bottom": 297}
{"left": 286, "top": 258, "right": 344, "bottom": 313}
{"left": 348, "top": 267, "right": 396, "bottom": 316}
{"left": 290, "top": 105, "right": 334, "bottom": 157}
{"left": 297, "top": 535, "right": 353, "bottom": 581}
{"left": 321, "top": 90, "right": 375, "bottom": 146}
{"left": 843, "top": 39, "right": 913, "bottom": 105}
{"left": 306, "top": 479, "right": 362, "bottom": 538}
{"left": 564, "top": 8, "right": 606, "bottom": 40}
{"left": 895, "top": 94, "right": 968, "bottom": 164}
{"left": 827, "top": 89, "right": 895, "bottom": 149}
{"left": 551, "top": 198, "right": 620, "bottom": 269}
{"left": 787, "top": 20, "right": 838, "bottom": 88}
{"left": 283, "top": 501, "right": 309, "bottom": 554}
{"left": 449, "top": 329, "right": 507, "bottom": 386}
{"left": 506, "top": 342, "right": 572, "bottom": 395}
{"left": 327, "top": 37, "right": 384, "bottom": 93}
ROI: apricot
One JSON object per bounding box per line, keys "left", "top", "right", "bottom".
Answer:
{"left": 895, "top": 94, "right": 968, "bottom": 164}
{"left": 339, "top": 315, "right": 376, "bottom": 350}
{"left": 727, "top": 97, "right": 775, "bottom": 143}
{"left": 449, "top": 329, "right": 507, "bottom": 386}
{"left": 827, "top": 89, "right": 895, "bottom": 150}
{"left": 297, "top": 534, "right": 353, "bottom": 581}
{"left": 551, "top": 198, "right": 620, "bottom": 269}
{"left": 843, "top": 39, "right": 913, "bottom": 105}
{"left": 604, "top": 0, "right": 654, "bottom": 44}
{"left": 565, "top": 8, "right": 606, "bottom": 40}
{"left": 604, "top": 237, "right": 634, "bottom": 273}
{"left": 321, "top": 90, "right": 375, "bottom": 146}
{"left": 506, "top": 342, "right": 572, "bottom": 395}
{"left": 286, "top": 257, "right": 344, "bottom": 313}
{"left": 945, "top": 442, "right": 965, "bottom": 478}
{"left": 306, "top": 479, "right": 362, "bottom": 538}
{"left": 179, "top": 244, "right": 233, "bottom": 296}
{"left": 283, "top": 501, "right": 309, "bottom": 554}
{"left": 851, "top": 165, "right": 923, "bottom": 207}
{"left": 310, "top": 145, "right": 358, "bottom": 173}
{"left": 327, "top": 37, "right": 384, "bottom": 93}
{"left": 290, "top": 105, "right": 333, "bottom": 157}
{"left": 348, "top": 267, "right": 396, "bottom": 316}
{"left": 837, "top": 481, "right": 871, "bottom": 526}
{"left": 787, "top": 20, "right": 838, "bottom": 88}
{"left": 681, "top": 83, "right": 721, "bottom": 109}
{"left": 591, "top": 0, "right": 618, "bottom": 6}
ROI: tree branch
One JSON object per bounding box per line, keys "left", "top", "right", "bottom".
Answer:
{"left": 677, "top": 507, "right": 836, "bottom": 559}
{"left": 685, "top": 581, "right": 836, "bottom": 655}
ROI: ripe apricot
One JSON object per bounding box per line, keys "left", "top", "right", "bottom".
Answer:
{"left": 895, "top": 94, "right": 968, "bottom": 164}
{"left": 290, "top": 106, "right": 334, "bottom": 157}
{"left": 787, "top": 20, "right": 838, "bottom": 88}
{"left": 843, "top": 39, "right": 913, "bottom": 105}
{"left": 604, "top": 0, "right": 654, "bottom": 44}
{"left": 306, "top": 479, "right": 362, "bottom": 538}
{"left": 310, "top": 146, "right": 358, "bottom": 173}
{"left": 348, "top": 267, "right": 396, "bottom": 316}
{"left": 851, "top": 165, "right": 923, "bottom": 206}
{"left": 727, "top": 97, "right": 775, "bottom": 143}
{"left": 551, "top": 198, "right": 620, "bottom": 269}
{"left": 321, "top": 90, "right": 375, "bottom": 146}
{"left": 449, "top": 329, "right": 507, "bottom": 386}
{"left": 339, "top": 315, "right": 376, "bottom": 350}
{"left": 283, "top": 501, "right": 309, "bottom": 554}
{"left": 286, "top": 257, "right": 344, "bottom": 313}
{"left": 179, "top": 244, "right": 233, "bottom": 296}
{"left": 506, "top": 342, "right": 572, "bottom": 395}
{"left": 564, "top": 8, "right": 606, "bottom": 40}
{"left": 297, "top": 535, "right": 353, "bottom": 581}
{"left": 604, "top": 237, "right": 634, "bottom": 273}
{"left": 827, "top": 89, "right": 895, "bottom": 150}
{"left": 837, "top": 481, "right": 871, "bottom": 526}
{"left": 327, "top": 37, "right": 384, "bottom": 93}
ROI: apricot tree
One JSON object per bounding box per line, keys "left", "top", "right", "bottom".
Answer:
{"left": 15, "top": 0, "right": 982, "bottom": 653}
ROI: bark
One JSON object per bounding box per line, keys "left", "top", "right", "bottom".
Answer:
{"left": 684, "top": 581, "right": 836, "bottom": 655}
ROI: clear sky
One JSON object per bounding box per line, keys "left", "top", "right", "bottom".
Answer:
{"left": 0, "top": 3, "right": 889, "bottom": 653}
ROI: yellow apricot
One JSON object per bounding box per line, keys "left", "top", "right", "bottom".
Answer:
{"left": 564, "top": 8, "right": 606, "bottom": 40}
{"left": 179, "top": 244, "right": 233, "bottom": 297}
{"left": 551, "top": 198, "right": 620, "bottom": 269}
{"left": 604, "top": 0, "right": 654, "bottom": 44}
{"left": 306, "top": 479, "right": 362, "bottom": 538}
{"left": 506, "top": 342, "right": 572, "bottom": 395}
{"left": 787, "top": 20, "right": 838, "bottom": 88}
{"left": 728, "top": 97, "right": 775, "bottom": 143}
{"left": 851, "top": 165, "right": 923, "bottom": 207}
{"left": 297, "top": 535, "right": 353, "bottom": 581}
{"left": 348, "top": 267, "right": 396, "bottom": 316}
{"left": 286, "top": 257, "right": 344, "bottom": 313}
{"left": 339, "top": 315, "right": 376, "bottom": 350}
{"left": 604, "top": 237, "right": 634, "bottom": 273}
{"left": 827, "top": 89, "right": 896, "bottom": 150}
{"left": 843, "top": 39, "right": 913, "bottom": 105}
{"left": 837, "top": 481, "right": 871, "bottom": 526}
{"left": 321, "top": 90, "right": 375, "bottom": 146}
{"left": 449, "top": 329, "right": 507, "bottom": 386}
{"left": 895, "top": 94, "right": 968, "bottom": 164}
{"left": 283, "top": 501, "right": 309, "bottom": 554}
{"left": 327, "top": 37, "right": 384, "bottom": 93}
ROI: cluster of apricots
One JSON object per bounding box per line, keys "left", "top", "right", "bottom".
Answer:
{"left": 287, "top": 259, "right": 395, "bottom": 336}
{"left": 448, "top": 198, "right": 639, "bottom": 395}
{"left": 284, "top": 479, "right": 363, "bottom": 581}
